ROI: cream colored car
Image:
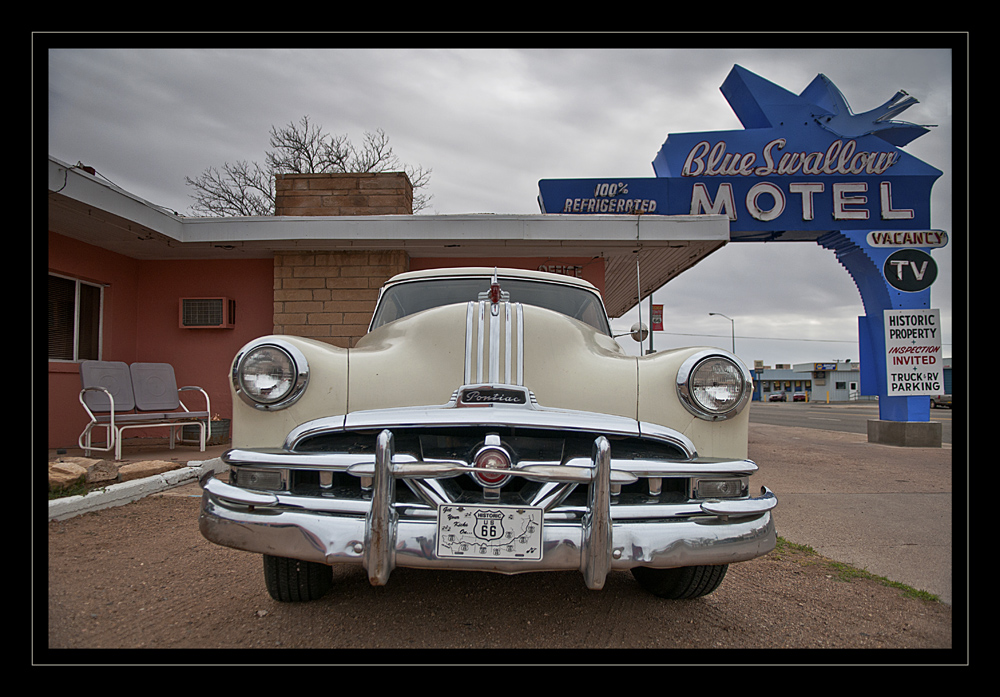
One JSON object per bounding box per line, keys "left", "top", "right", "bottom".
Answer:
{"left": 200, "top": 267, "right": 776, "bottom": 601}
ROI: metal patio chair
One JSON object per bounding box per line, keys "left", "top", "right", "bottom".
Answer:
{"left": 78, "top": 361, "right": 211, "bottom": 460}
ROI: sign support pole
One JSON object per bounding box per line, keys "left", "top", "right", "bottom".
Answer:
{"left": 820, "top": 230, "right": 942, "bottom": 446}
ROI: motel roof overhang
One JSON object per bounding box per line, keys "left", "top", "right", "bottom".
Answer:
{"left": 46, "top": 156, "right": 729, "bottom": 318}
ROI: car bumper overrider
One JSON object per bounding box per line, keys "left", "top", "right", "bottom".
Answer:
{"left": 199, "top": 395, "right": 777, "bottom": 591}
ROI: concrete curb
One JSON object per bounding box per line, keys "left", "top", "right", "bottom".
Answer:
{"left": 48, "top": 457, "right": 228, "bottom": 521}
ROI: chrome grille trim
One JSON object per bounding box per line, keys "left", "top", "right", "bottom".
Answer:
{"left": 516, "top": 303, "right": 524, "bottom": 385}
{"left": 281, "top": 399, "right": 699, "bottom": 458}
{"left": 465, "top": 301, "right": 475, "bottom": 384}
{"left": 476, "top": 301, "right": 486, "bottom": 383}
{"left": 464, "top": 300, "right": 524, "bottom": 387}
{"left": 225, "top": 447, "right": 750, "bottom": 478}
{"left": 489, "top": 300, "right": 500, "bottom": 382}
{"left": 504, "top": 302, "right": 512, "bottom": 384}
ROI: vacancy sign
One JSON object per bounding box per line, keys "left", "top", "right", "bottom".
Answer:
{"left": 884, "top": 308, "right": 943, "bottom": 396}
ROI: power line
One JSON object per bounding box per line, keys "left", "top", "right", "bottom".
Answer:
{"left": 657, "top": 331, "right": 853, "bottom": 343}
{"left": 635, "top": 330, "right": 951, "bottom": 346}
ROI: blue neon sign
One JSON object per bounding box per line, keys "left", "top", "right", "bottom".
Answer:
{"left": 538, "top": 65, "right": 942, "bottom": 242}
{"left": 538, "top": 64, "right": 949, "bottom": 427}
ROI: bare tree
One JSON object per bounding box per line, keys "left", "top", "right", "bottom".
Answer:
{"left": 185, "top": 116, "right": 432, "bottom": 216}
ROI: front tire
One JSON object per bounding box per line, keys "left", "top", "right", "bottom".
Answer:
{"left": 630, "top": 564, "right": 728, "bottom": 599}
{"left": 263, "top": 554, "right": 333, "bottom": 602}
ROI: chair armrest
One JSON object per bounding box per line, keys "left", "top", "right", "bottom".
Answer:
{"left": 78, "top": 386, "right": 119, "bottom": 452}
{"left": 79, "top": 386, "right": 116, "bottom": 420}
{"left": 178, "top": 386, "right": 211, "bottom": 417}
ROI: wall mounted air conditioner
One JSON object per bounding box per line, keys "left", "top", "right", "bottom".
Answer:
{"left": 179, "top": 297, "right": 236, "bottom": 329}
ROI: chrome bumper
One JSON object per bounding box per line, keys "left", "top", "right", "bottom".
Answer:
{"left": 199, "top": 429, "right": 777, "bottom": 591}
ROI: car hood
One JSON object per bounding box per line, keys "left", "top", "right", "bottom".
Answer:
{"left": 348, "top": 300, "right": 638, "bottom": 419}
{"left": 231, "top": 301, "right": 749, "bottom": 459}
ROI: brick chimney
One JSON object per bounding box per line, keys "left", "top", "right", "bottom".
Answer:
{"left": 272, "top": 172, "right": 412, "bottom": 348}
{"left": 274, "top": 172, "right": 413, "bottom": 216}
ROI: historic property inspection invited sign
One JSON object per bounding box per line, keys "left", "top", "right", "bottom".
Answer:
{"left": 884, "top": 308, "right": 942, "bottom": 396}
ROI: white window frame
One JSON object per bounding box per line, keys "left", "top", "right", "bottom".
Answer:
{"left": 48, "top": 272, "right": 104, "bottom": 362}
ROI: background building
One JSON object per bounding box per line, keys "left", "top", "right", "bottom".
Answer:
{"left": 46, "top": 156, "right": 729, "bottom": 449}
{"left": 755, "top": 361, "right": 865, "bottom": 402}
{"left": 754, "top": 358, "right": 952, "bottom": 403}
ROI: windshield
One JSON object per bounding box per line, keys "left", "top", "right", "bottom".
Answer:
{"left": 370, "top": 277, "right": 612, "bottom": 335}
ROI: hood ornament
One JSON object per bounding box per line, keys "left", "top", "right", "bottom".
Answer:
{"left": 478, "top": 268, "right": 510, "bottom": 316}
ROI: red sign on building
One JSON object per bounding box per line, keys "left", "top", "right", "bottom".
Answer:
{"left": 651, "top": 304, "right": 663, "bottom": 331}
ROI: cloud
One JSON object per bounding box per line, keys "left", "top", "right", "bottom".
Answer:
{"left": 44, "top": 45, "right": 957, "bottom": 366}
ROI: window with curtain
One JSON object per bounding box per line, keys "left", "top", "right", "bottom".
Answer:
{"left": 48, "top": 274, "right": 102, "bottom": 361}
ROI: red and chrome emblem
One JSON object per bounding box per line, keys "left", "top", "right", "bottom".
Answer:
{"left": 489, "top": 267, "right": 502, "bottom": 305}
{"left": 471, "top": 434, "right": 512, "bottom": 488}
{"left": 484, "top": 268, "right": 508, "bottom": 316}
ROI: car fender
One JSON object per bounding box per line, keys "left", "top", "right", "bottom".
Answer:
{"left": 637, "top": 348, "right": 751, "bottom": 460}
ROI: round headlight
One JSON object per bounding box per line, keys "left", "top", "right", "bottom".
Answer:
{"left": 677, "top": 351, "right": 752, "bottom": 421}
{"left": 233, "top": 340, "right": 309, "bottom": 409}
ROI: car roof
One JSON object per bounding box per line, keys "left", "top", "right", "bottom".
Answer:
{"left": 382, "top": 267, "right": 601, "bottom": 292}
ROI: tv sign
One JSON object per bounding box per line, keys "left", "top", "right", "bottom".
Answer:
{"left": 883, "top": 249, "right": 938, "bottom": 292}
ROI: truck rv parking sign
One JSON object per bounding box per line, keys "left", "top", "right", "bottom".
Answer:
{"left": 884, "top": 309, "right": 942, "bottom": 397}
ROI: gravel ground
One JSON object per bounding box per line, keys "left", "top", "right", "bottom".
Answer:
{"left": 42, "top": 488, "right": 960, "bottom": 663}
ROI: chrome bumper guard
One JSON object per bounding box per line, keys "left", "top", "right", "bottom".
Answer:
{"left": 200, "top": 428, "right": 777, "bottom": 590}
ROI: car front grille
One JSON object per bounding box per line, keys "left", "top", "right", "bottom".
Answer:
{"left": 237, "top": 425, "right": 692, "bottom": 507}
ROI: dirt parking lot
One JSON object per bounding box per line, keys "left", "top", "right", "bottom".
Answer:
{"left": 42, "top": 488, "right": 957, "bottom": 661}
{"left": 41, "top": 420, "right": 965, "bottom": 663}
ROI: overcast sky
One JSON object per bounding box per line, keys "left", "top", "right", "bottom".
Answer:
{"left": 44, "top": 43, "right": 960, "bottom": 368}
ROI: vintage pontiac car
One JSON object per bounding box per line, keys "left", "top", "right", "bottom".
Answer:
{"left": 199, "top": 267, "right": 776, "bottom": 601}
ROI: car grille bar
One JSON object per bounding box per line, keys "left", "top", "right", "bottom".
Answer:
{"left": 365, "top": 430, "right": 395, "bottom": 586}
{"left": 583, "top": 436, "right": 612, "bottom": 590}
{"left": 357, "top": 428, "right": 615, "bottom": 589}
{"left": 223, "top": 447, "right": 752, "bottom": 480}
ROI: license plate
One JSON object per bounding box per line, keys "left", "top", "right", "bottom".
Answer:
{"left": 436, "top": 504, "right": 543, "bottom": 561}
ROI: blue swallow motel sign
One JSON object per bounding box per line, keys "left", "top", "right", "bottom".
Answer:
{"left": 538, "top": 65, "right": 946, "bottom": 438}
